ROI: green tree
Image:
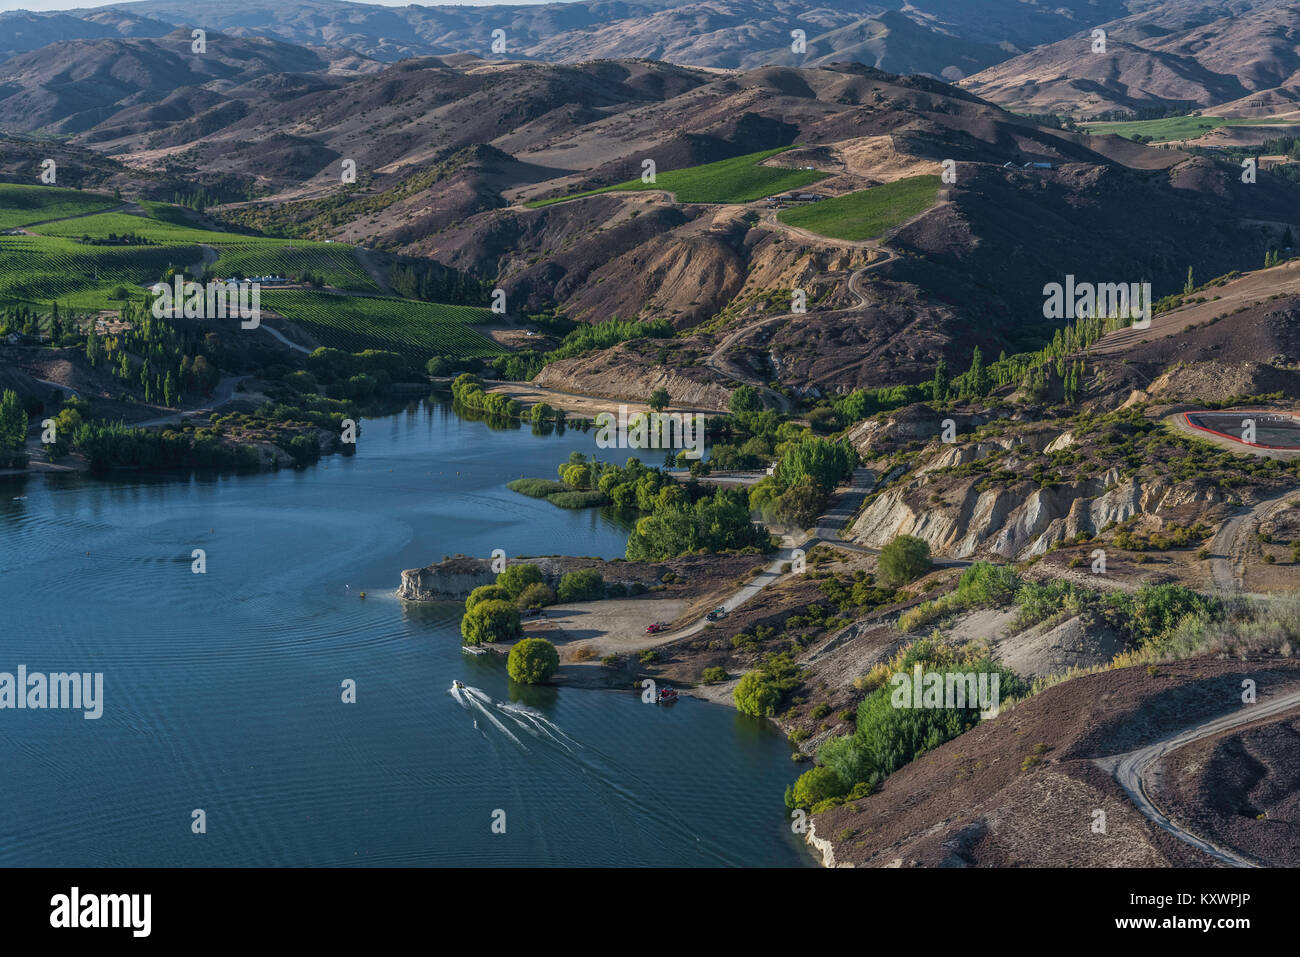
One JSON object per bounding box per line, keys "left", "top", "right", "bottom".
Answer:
{"left": 734, "top": 670, "right": 781, "bottom": 717}
{"left": 729, "top": 384, "right": 762, "bottom": 414}
{"left": 466, "top": 584, "right": 510, "bottom": 611}
{"left": 0, "top": 389, "right": 27, "bottom": 451}
{"left": 648, "top": 387, "right": 670, "bottom": 412}
{"left": 877, "top": 534, "right": 932, "bottom": 587}
{"left": 497, "top": 563, "right": 543, "bottom": 598}
{"left": 772, "top": 475, "right": 827, "bottom": 529}
{"left": 775, "top": 435, "right": 855, "bottom": 491}
{"left": 1184, "top": 265, "right": 1194, "bottom": 295}
{"left": 966, "top": 346, "right": 991, "bottom": 398}
{"left": 932, "top": 358, "right": 950, "bottom": 403}
{"left": 460, "top": 599, "right": 522, "bottom": 646}
{"left": 507, "top": 637, "right": 559, "bottom": 684}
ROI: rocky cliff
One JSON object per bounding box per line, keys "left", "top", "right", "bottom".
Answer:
{"left": 396, "top": 555, "right": 668, "bottom": 601}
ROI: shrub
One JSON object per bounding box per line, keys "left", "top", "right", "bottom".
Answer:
{"left": 516, "top": 582, "right": 556, "bottom": 609}
{"left": 733, "top": 653, "right": 801, "bottom": 716}
{"left": 701, "top": 666, "right": 728, "bottom": 685}
{"left": 507, "top": 637, "right": 560, "bottom": 684}
{"left": 546, "top": 490, "right": 608, "bottom": 508}
{"left": 461, "top": 599, "right": 522, "bottom": 646}
{"left": 557, "top": 567, "right": 604, "bottom": 602}
{"left": 877, "top": 534, "right": 932, "bottom": 587}
{"left": 497, "top": 563, "right": 543, "bottom": 598}
{"left": 507, "top": 478, "right": 570, "bottom": 498}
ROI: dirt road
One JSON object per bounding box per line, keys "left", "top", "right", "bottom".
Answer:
{"left": 1095, "top": 689, "right": 1300, "bottom": 867}
{"left": 1208, "top": 489, "right": 1300, "bottom": 593}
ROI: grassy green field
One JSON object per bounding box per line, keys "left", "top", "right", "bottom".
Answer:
{"left": 777, "top": 175, "right": 942, "bottom": 241}
{"left": 261, "top": 291, "right": 501, "bottom": 361}
{"left": 0, "top": 233, "right": 200, "bottom": 311}
{"left": 0, "top": 183, "right": 120, "bottom": 231}
{"left": 527, "top": 147, "right": 829, "bottom": 207}
{"left": 1081, "top": 114, "right": 1300, "bottom": 141}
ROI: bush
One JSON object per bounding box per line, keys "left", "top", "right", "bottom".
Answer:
{"left": 701, "top": 666, "right": 728, "bottom": 685}
{"left": 466, "top": 584, "right": 510, "bottom": 611}
{"left": 733, "top": 653, "right": 801, "bottom": 717}
{"left": 461, "top": 599, "right": 522, "bottom": 646}
{"left": 546, "top": 490, "right": 609, "bottom": 509}
{"left": 557, "top": 568, "right": 605, "bottom": 602}
{"left": 507, "top": 478, "right": 570, "bottom": 498}
{"left": 785, "top": 764, "right": 847, "bottom": 811}
{"left": 507, "top": 637, "right": 559, "bottom": 684}
{"left": 877, "top": 534, "right": 932, "bottom": 587}
{"left": 497, "top": 563, "right": 543, "bottom": 598}
{"left": 516, "top": 582, "right": 556, "bottom": 609}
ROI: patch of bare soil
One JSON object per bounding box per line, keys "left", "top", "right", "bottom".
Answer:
{"left": 524, "top": 596, "right": 690, "bottom": 658}
{"left": 1155, "top": 712, "right": 1300, "bottom": 866}
{"left": 814, "top": 659, "right": 1300, "bottom": 867}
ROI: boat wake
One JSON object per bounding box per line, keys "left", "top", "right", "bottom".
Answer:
{"left": 450, "top": 683, "right": 583, "bottom": 755}
{"left": 499, "top": 702, "right": 581, "bottom": 753}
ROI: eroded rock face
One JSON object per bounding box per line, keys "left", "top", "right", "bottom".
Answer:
{"left": 806, "top": 820, "right": 854, "bottom": 868}
{"left": 850, "top": 466, "right": 1225, "bottom": 561}
{"left": 534, "top": 349, "right": 733, "bottom": 410}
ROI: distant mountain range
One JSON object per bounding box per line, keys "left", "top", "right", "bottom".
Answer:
{"left": 0, "top": 0, "right": 1156, "bottom": 78}
{"left": 963, "top": 1, "right": 1300, "bottom": 118}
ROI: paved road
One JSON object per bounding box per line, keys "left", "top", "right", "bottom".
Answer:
{"left": 1095, "top": 689, "right": 1300, "bottom": 867}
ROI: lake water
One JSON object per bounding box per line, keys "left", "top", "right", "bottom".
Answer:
{"left": 0, "top": 401, "right": 810, "bottom": 867}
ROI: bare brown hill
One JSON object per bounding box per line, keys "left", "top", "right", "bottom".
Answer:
{"left": 813, "top": 659, "right": 1300, "bottom": 867}
{"left": 963, "top": 4, "right": 1300, "bottom": 118}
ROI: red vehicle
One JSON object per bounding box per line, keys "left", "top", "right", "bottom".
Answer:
{"left": 645, "top": 622, "right": 669, "bottom": 634}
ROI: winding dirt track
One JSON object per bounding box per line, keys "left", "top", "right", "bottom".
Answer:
{"left": 1094, "top": 689, "right": 1300, "bottom": 867}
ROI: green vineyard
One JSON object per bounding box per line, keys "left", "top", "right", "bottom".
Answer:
{"left": 0, "top": 183, "right": 120, "bottom": 231}
{"left": 31, "top": 210, "right": 250, "bottom": 245}
{"left": 0, "top": 234, "right": 200, "bottom": 311}
{"left": 31, "top": 206, "right": 380, "bottom": 292}
{"left": 527, "top": 146, "right": 828, "bottom": 207}
{"left": 213, "top": 241, "right": 378, "bottom": 292}
{"left": 260, "top": 291, "right": 502, "bottom": 361}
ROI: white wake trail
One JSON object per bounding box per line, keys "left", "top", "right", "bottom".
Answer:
{"left": 461, "top": 688, "right": 526, "bottom": 749}
{"left": 499, "top": 703, "right": 578, "bottom": 751}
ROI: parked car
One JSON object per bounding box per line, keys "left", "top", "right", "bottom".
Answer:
{"left": 705, "top": 607, "right": 729, "bottom": 622}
